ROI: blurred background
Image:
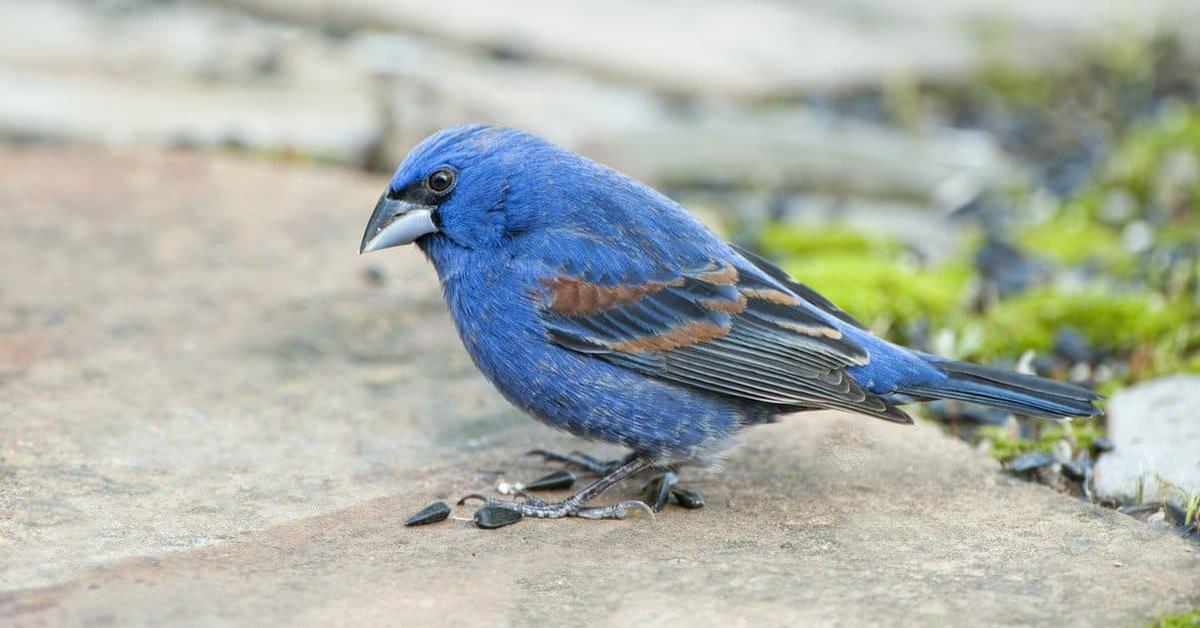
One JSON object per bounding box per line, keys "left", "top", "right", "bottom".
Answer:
{"left": 2, "top": 0, "right": 1200, "bottom": 605}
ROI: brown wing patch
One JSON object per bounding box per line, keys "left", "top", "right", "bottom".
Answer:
{"left": 697, "top": 262, "right": 738, "bottom": 284}
{"left": 741, "top": 288, "right": 799, "bottom": 305}
{"left": 610, "top": 321, "right": 730, "bottom": 353}
{"left": 544, "top": 277, "right": 667, "bottom": 315}
{"left": 775, "top": 321, "right": 844, "bottom": 340}
{"left": 699, "top": 293, "right": 748, "bottom": 313}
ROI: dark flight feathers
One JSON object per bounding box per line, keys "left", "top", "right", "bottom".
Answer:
{"left": 540, "top": 256, "right": 914, "bottom": 424}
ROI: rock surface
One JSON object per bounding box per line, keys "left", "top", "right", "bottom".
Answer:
{"left": 1, "top": 147, "right": 1198, "bottom": 625}
{"left": 223, "top": 0, "right": 1200, "bottom": 98}
{"left": 1094, "top": 375, "right": 1200, "bottom": 508}
{"left": 0, "top": 0, "right": 1020, "bottom": 203}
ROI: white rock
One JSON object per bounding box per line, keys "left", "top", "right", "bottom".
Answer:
{"left": 0, "top": 0, "right": 1022, "bottom": 200}
{"left": 221, "top": 0, "right": 1200, "bottom": 99}
{"left": 1093, "top": 375, "right": 1200, "bottom": 508}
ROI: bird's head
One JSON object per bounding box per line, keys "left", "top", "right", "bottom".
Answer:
{"left": 360, "top": 123, "right": 557, "bottom": 255}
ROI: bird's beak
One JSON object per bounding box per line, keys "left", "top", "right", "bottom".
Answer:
{"left": 359, "top": 195, "right": 438, "bottom": 254}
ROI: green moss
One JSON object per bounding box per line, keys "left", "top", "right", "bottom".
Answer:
{"left": 964, "top": 287, "right": 1197, "bottom": 359}
{"left": 759, "top": 224, "right": 903, "bottom": 259}
{"left": 1016, "top": 106, "right": 1200, "bottom": 276}
{"left": 757, "top": 223, "right": 1199, "bottom": 368}
{"left": 1017, "top": 208, "right": 1135, "bottom": 273}
{"left": 972, "top": 63, "right": 1056, "bottom": 108}
{"left": 759, "top": 224, "right": 969, "bottom": 337}
{"left": 786, "top": 255, "right": 970, "bottom": 335}
{"left": 1154, "top": 608, "right": 1200, "bottom": 628}
{"left": 977, "top": 421, "right": 1103, "bottom": 463}
{"left": 1106, "top": 106, "right": 1200, "bottom": 203}
{"left": 1047, "top": 105, "right": 1200, "bottom": 243}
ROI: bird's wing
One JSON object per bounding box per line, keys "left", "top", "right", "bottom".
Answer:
{"left": 537, "top": 257, "right": 912, "bottom": 423}
{"left": 730, "top": 244, "right": 868, "bottom": 331}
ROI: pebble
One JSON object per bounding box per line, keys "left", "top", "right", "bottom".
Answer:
{"left": 1051, "top": 440, "right": 1073, "bottom": 465}
{"left": 360, "top": 265, "right": 386, "bottom": 287}
{"left": 1053, "top": 326, "right": 1092, "bottom": 364}
{"left": 1163, "top": 502, "right": 1189, "bottom": 527}
{"left": 927, "top": 400, "right": 1008, "bottom": 426}
{"left": 1006, "top": 451, "right": 1056, "bottom": 474}
{"left": 1061, "top": 461, "right": 1087, "bottom": 482}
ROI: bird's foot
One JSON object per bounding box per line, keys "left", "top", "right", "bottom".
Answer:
{"left": 459, "top": 493, "right": 653, "bottom": 520}
{"left": 519, "top": 448, "right": 638, "bottom": 475}
{"left": 460, "top": 456, "right": 654, "bottom": 522}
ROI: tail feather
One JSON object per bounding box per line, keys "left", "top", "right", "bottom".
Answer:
{"left": 901, "top": 356, "right": 1103, "bottom": 419}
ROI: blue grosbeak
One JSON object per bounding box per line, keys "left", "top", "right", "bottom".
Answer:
{"left": 360, "top": 124, "right": 1100, "bottom": 520}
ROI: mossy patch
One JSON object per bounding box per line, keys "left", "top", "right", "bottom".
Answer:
{"left": 977, "top": 422, "right": 1103, "bottom": 463}
{"left": 1016, "top": 209, "right": 1134, "bottom": 273}
{"left": 1154, "top": 608, "right": 1200, "bottom": 628}
{"left": 758, "top": 223, "right": 1199, "bottom": 374}
{"left": 759, "top": 224, "right": 971, "bottom": 341}
{"left": 964, "top": 287, "right": 1197, "bottom": 361}
{"left": 1019, "top": 105, "right": 1200, "bottom": 275}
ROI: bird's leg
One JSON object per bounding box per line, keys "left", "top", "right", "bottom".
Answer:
{"left": 520, "top": 448, "right": 638, "bottom": 475}
{"left": 460, "top": 456, "right": 653, "bottom": 519}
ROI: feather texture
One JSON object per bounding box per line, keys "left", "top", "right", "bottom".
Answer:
{"left": 540, "top": 260, "right": 913, "bottom": 424}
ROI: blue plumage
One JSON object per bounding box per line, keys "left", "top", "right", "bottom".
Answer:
{"left": 362, "top": 124, "right": 1101, "bottom": 466}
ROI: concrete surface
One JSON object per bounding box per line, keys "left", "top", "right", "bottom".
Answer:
{"left": 1094, "top": 375, "right": 1200, "bottom": 509}
{"left": 1, "top": 147, "right": 1198, "bottom": 626}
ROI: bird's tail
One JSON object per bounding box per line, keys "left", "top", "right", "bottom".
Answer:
{"left": 899, "top": 355, "right": 1103, "bottom": 419}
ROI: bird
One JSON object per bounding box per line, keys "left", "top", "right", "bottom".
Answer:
{"left": 359, "top": 123, "right": 1102, "bottom": 520}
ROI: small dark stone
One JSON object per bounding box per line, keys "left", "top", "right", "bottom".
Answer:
{"left": 1061, "top": 461, "right": 1087, "bottom": 482}
{"left": 927, "top": 400, "right": 1008, "bottom": 426}
{"left": 361, "top": 266, "right": 386, "bottom": 287}
{"left": 524, "top": 469, "right": 576, "bottom": 491}
{"left": 1117, "top": 504, "right": 1160, "bottom": 518}
{"left": 1092, "top": 436, "right": 1115, "bottom": 454}
{"left": 1005, "top": 451, "right": 1056, "bottom": 474}
{"left": 474, "top": 505, "right": 523, "bottom": 529}
{"left": 404, "top": 501, "right": 451, "bottom": 527}
{"left": 641, "top": 472, "right": 678, "bottom": 512}
{"left": 671, "top": 488, "right": 705, "bottom": 509}
{"left": 1030, "top": 355, "right": 1057, "bottom": 378}
{"left": 973, "top": 233, "right": 1040, "bottom": 298}
{"left": 1053, "top": 326, "right": 1093, "bottom": 364}
{"left": 1163, "top": 502, "right": 1189, "bottom": 527}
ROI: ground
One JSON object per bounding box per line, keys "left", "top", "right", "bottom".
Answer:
{"left": 1, "top": 147, "right": 1197, "bottom": 626}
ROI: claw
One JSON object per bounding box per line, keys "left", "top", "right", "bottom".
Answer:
{"left": 620, "top": 500, "right": 656, "bottom": 520}
{"left": 518, "top": 448, "right": 555, "bottom": 463}
{"left": 455, "top": 454, "right": 652, "bottom": 523}
{"left": 457, "top": 493, "right": 490, "bottom": 506}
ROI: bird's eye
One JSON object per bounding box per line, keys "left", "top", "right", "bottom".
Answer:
{"left": 425, "top": 168, "right": 456, "bottom": 194}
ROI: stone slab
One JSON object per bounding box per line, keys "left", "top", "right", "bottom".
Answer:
{"left": 0, "top": 147, "right": 1197, "bottom": 625}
